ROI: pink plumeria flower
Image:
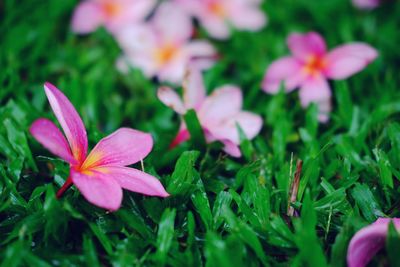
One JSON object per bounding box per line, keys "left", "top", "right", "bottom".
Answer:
{"left": 30, "top": 83, "right": 169, "bottom": 211}
{"left": 262, "top": 32, "right": 378, "bottom": 122}
{"left": 115, "top": 2, "right": 216, "bottom": 84}
{"left": 347, "top": 218, "right": 400, "bottom": 267}
{"left": 352, "top": 0, "right": 380, "bottom": 9}
{"left": 157, "top": 68, "right": 262, "bottom": 157}
{"left": 71, "top": 0, "right": 156, "bottom": 34}
{"left": 176, "top": 0, "right": 266, "bottom": 39}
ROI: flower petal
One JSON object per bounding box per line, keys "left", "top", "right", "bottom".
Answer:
{"left": 95, "top": 166, "right": 169, "bottom": 197}
{"left": 71, "top": 169, "right": 122, "bottom": 211}
{"left": 44, "top": 82, "right": 88, "bottom": 164}
{"left": 157, "top": 86, "right": 186, "bottom": 114}
{"left": 71, "top": 1, "right": 104, "bottom": 34}
{"left": 185, "top": 41, "right": 216, "bottom": 71}
{"left": 82, "top": 128, "right": 153, "bottom": 169}
{"left": 324, "top": 43, "right": 378, "bottom": 80}
{"left": 205, "top": 131, "right": 242, "bottom": 158}
{"left": 352, "top": 0, "right": 380, "bottom": 9}
{"left": 222, "top": 140, "right": 242, "bottom": 157}
{"left": 198, "top": 86, "right": 243, "bottom": 125}
{"left": 262, "top": 56, "right": 304, "bottom": 93}
{"left": 299, "top": 77, "right": 332, "bottom": 122}
{"left": 183, "top": 67, "right": 207, "bottom": 110}
{"left": 170, "top": 127, "right": 190, "bottom": 148}
{"left": 208, "top": 112, "right": 263, "bottom": 144}
{"left": 287, "top": 32, "right": 327, "bottom": 61}
{"left": 201, "top": 16, "right": 231, "bottom": 40}
{"left": 105, "top": 0, "right": 156, "bottom": 32}
{"left": 347, "top": 218, "right": 400, "bottom": 267}
{"left": 152, "top": 2, "right": 193, "bottom": 42}
{"left": 229, "top": 2, "right": 267, "bottom": 30}
{"left": 30, "top": 118, "right": 76, "bottom": 164}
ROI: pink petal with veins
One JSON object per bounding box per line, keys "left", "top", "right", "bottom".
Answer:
{"left": 30, "top": 118, "right": 77, "bottom": 165}
{"left": 95, "top": 166, "right": 169, "bottom": 197}
{"left": 44, "top": 82, "right": 88, "bottom": 164}
{"left": 82, "top": 128, "right": 153, "bottom": 168}
{"left": 71, "top": 169, "right": 123, "bottom": 211}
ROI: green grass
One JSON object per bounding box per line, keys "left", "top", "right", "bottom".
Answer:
{"left": 1, "top": 0, "right": 400, "bottom": 266}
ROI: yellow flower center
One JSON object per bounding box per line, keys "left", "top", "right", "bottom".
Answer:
{"left": 102, "top": 2, "right": 122, "bottom": 17}
{"left": 303, "top": 55, "right": 327, "bottom": 77}
{"left": 154, "top": 44, "right": 179, "bottom": 65}
{"left": 208, "top": 2, "right": 226, "bottom": 17}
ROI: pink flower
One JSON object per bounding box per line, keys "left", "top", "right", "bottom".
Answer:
{"left": 347, "top": 218, "right": 400, "bottom": 267}
{"left": 157, "top": 68, "right": 263, "bottom": 157}
{"left": 71, "top": 0, "right": 156, "bottom": 34}
{"left": 30, "top": 82, "right": 169, "bottom": 211}
{"left": 352, "top": 0, "right": 380, "bottom": 9}
{"left": 115, "top": 2, "right": 216, "bottom": 84}
{"left": 262, "top": 32, "right": 378, "bottom": 122}
{"left": 176, "top": 0, "right": 266, "bottom": 39}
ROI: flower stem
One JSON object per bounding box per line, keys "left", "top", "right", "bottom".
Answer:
{"left": 56, "top": 177, "right": 73, "bottom": 199}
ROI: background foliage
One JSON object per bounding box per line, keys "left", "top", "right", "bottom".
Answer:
{"left": 1, "top": 0, "right": 400, "bottom": 266}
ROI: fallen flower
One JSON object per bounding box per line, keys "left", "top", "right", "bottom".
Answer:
{"left": 352, "top": 0, "right": 380, "bottom": 9}
{"left": 30, "top": 82, "right": 169, "bottom": 211}
{"left": 157, "top": 67, "right": 262, "bottom": 157}
{"left": 262, "top": 31, "right": 378, "bottom": 122}
{"left": 347, "top": 218, "right": 400, "bottom": 267}
{"left": 115, "top": 2, "right": 216, "bottom": 84}
{"left": 176, "top": 0, "right": 266, "bottom": 39}
{"left": 71, "top": 0, "right": 156, "bottom": 34}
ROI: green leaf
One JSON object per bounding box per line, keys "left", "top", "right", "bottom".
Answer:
{"left": 386, "top": 221, "right": 400, "bottom": 266}
{"left": 222, "top": 208, "right": 269, "bottom": 266}
{"left": 351, "top": 183, "right": 385, "bottom": 222}
{"left": 373, "top": 149, "right": 393, "bottom": 188}
{"left": 293, "top": 191, "right": 328, "bottom": 267}
{"left": 183, "top": 110, "right": 206, "bottom": 150}
{"left": 191, "top": 179, "right": 213, "bottom": 230}
{"left": 166, "top": 151, "right": 200, "bottom": 196}
{"left": 83, "top": 234, "right": 101, "bottom": 267}
{"left": 155, "top": 208, "right": 176, "bottom": 266}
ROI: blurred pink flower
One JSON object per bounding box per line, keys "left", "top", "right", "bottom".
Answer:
{"left": 30, "top": 83, "right": 169, "bottom": 211}
{"left": 347, "top": 218, "right": 400, "bottom": 267}
{"left": 115, "top": 2, "right": 216, "bottom": 84}
{"left": 262, "top": 32, "right": 378, "bottom": 122}
{"left": 157, "top": 68, "right": 262, "bottom": 157}
{"left": 352, "top": 0, "right": 380, "bottom": 9}
{"left": 176, "top": 0, "right": 266, "bottom": 39}
{"left": 71, "top": 0, "right": 156, "bottom": 34}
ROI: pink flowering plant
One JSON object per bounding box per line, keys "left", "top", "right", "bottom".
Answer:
{"left": 115, "top": 2, "right": 216, "bottom": 84}
{"left": 71, "top": 0, "right": 156, "bottom": 34}
{"left": 30, "top": 83, "right": 169, "bottom": 211}
{"left": 262, "top": 31, "right": 378, "bottom": 121}
{"left": 176, "top": 0, "right": 266, "bottom": 39}
{"left": 158, "top": 67, "right": 262, "bottom": 157}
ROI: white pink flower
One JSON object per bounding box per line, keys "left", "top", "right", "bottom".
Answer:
{"left": 262, "top": 32, "right": 378, "bottom": 122}
{"left": 157, "top": 67, "right": 262, "bottom": 157}
{"left": 115, "top": 2, "right": 216, "bottom": 84}
{"left": 71, "top": 0, "right": 156, "bottom": 34}
{"left": 176, "top": 0, "right": 266, "bottom": 39}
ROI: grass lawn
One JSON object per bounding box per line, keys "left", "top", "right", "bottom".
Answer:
{"left": 1, "top": 0, "right": 400, "bottom": 266}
